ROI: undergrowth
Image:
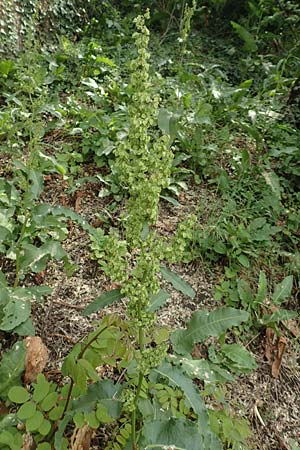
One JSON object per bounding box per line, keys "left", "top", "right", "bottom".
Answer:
{"left": 0, "top": 1, "right": 299, "bottom": 450}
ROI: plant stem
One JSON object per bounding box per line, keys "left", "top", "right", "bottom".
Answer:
{"left": 14, "top": 214, "right": 29, "bottom": 288}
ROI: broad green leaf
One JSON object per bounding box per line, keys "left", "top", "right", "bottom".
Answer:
{"left": 172, "top": 356, "right": 234, "bottom": 383}
{"left": 171, "top": 308, "right": 249, "bottom": 355}
{"left": 272, "top": 276, "right": 293, "bottom": 305}
{"left": 154, "top": 362, "right": 208, "bottom": 428}
{"left": 17, "top": 401, "right": 36, "bottom": 420}
{"left": 13, "top": 317, "right": 35, "bottom": 336}
{"left": 160, "top": 266, "right": 195, "bottom": 299}
{"left": 220, "top": 344, "right": 257, "bottom": 372}
{"left": 149, "top": 290, "right": 170, "bottom": 312}
{"left": 0, "top": 298, "right": 30, "bottom": 331}
{"left": 8, "top": 386, "right": 30, "bottom": 404}
{"left": 82, "top": 289, "right": 124, "bottom": 316}
{"left": 141, "top": 417, "right": 222, "bottom": 450}
{"left": 0, "top": 341, "right": 26, "bottom": 399}
{"left": 72, "top": 380, "right": 123, "bottom": 419}
{"left": 0, "top": 271, "right": 7, "bottom": 288}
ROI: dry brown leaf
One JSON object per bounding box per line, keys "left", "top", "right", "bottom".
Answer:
{"left": 24, "top": 336, "right": 49, "bottom": 384}
{"left": 265, "top": 328, "right": 275, "bottom": 362}
{"left": 271, "top": 336, "right": 287, "bottom": 378}
{"left": 71, "top": 425, "right": 94, "bottom": 450}
{"left": 21, "top": 432, "right": 35, "bottom": 450}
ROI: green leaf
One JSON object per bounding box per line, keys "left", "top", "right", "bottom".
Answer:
{"left": 231, "top": 21, "right": 257, "bottom": 52}
{"left": 160, "top": 266, "right": 195, "bottom": 299}
{"left": 0, "top": 298, "right": 31, "bottom": 331}
{"left": 141, "top": 417, "right": 222, "bottom": 450}
{"left": 149, "top": 290, "right": 170, "bottom": 312}
{"left": 38, "top": 418, "right": 52, "bottom": 436}
{"left": 40, "top": 392, "right": 59, "bottom": 412}
{"left": 158, "top": 108, "right": 177, "bottom": 140}
{"left": 37, "top": 443, "right": 51, "bottom": 450}
{"left": 17, "top": 401, "right": 36, "bottom": 420}
{"left": 237, "top": 279, "right": 253, "bottom": 307}
{"left": 0, "top": 341, "right": 26, "bottom": 399}
{"left": 8, "top": 386, "right": 30, "bottom": 404}
{"left": 220, "top": 344, "right": 257, "bottom": 373}
{"left": 263, "top": 170, "right": 282, "bottom": 199}
{"left": 262, "top": 309, "right": 299, "bottom": 325}
{"left": 26, "top": 410, "right": 44, "bottom": 432}
{"left": 172, "top": 356, "right": 234, "bottom": 383}
{"left": 13, "top": 317, "right": 35, "bottom": 336}
{"left": 237, "top": 254, "right": 250, "bottom": 268}
{"left": 32, "top": 374, "right": 50, "bottom": 403}
{"left": 272, "top": 276, "right": 293, "bottom": 305}
{"left": 0, "top": 430, "right": 22, "bottom": 450}
{"left": 154, "top": 362, "right": 208, "bottom": 428}
{"left": 171, "top": 308, "right": 249, "bottom": 355}
{"left": 255, "top": 271, "right": 267, "bottom": 306}
{"left": 82, "top": 289, "right": 124, "bottom": 316}
{"left": 96, "top": 404, "right": 115, "bottom": 424}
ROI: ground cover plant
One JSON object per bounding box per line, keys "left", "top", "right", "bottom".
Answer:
{"left": 0, "top": 1, "right": 299, "bottom": 450}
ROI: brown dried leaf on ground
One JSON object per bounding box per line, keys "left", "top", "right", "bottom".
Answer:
{"left": 24, "top": 336, "right": 49, "bottom": 384}
{"left": 21, "top": 432, "right": 35, "bottom": 450}
{"left": 272, "top": 336, "right": 287, "bottom": 378}
{"left": 283, "top": 318, "right": 299, "bottom": 337}
{"left": 71, "top": 425, "right": 94, "bottom": 450}
{"left": 265, "top": 327, "right": 275, "bottom": 362}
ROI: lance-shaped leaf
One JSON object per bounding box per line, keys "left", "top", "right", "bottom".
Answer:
{"left": 160, "top": 266, "right": 195, "bottom": 299}
{"left": 82, "top": 289, "right": 124, "bottom": 316}
{"left": 171, "top": 307, "right": 249, "bottom": 355}
{"left": 272, "top": 275, "right": 293, "bottom": 305}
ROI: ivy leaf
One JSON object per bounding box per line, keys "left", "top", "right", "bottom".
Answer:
{"left": 0, "top": 341, "right": 26, "bottom": 399}
{"left": 272, "top": 276, "right": 293, "bottom": 305}
{"left": 82, "top": 289, "right": 124, "bottom": 316}
{"left": 160, "top": 266, "right": 195, "bottom": 299}
{"left": 171, "top": 307, "right": 249, "bottom": 355}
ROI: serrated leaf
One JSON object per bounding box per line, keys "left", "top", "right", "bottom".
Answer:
{"left": 0, "top": 341, "right": 26, "bottom": 399}
{"left": 149, "top": 290, "right": 169, "bottom": 312}
{"left": 82, "top": 289, "right": 124, "bottom": 316}
{"left": 272, "top": 276, "right": 293, "bottom": 305}
{"left": 171, "top": 308, "right": 249, "bottom": 355}
{"left": 8, "top": 386, "right": 30, "bottom": 404}
{"left": 160, "top": 266, "right": 195, "bottom": 299}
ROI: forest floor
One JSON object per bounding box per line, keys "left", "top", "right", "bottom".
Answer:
{"left": 14, "top": 162, "right": 298, "bottom": 450}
